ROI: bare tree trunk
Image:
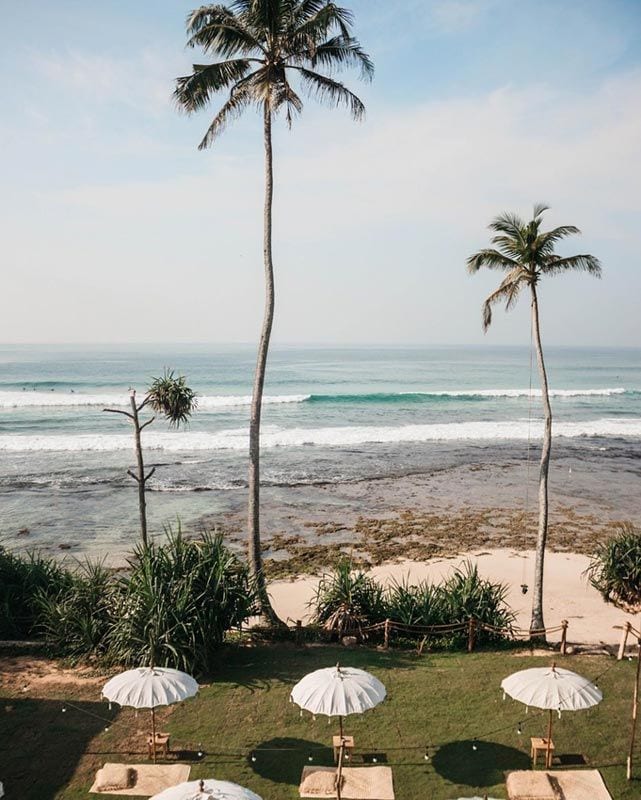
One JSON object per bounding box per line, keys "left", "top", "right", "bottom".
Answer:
{"left": 529, "top": 284, "right": 552, "bottom": 639}
{"left": 130, "top": 392, "right": 148, "bottom": 549}
{"left": 247, "top": 102, "right": 281, "bottom": 625}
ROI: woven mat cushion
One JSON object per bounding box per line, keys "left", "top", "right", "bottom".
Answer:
{"left": 505, "top": 771, "right": 558, "bottom": 800}
{"left": 94, "top": 765, "right": 134, "bottom": 792}
{"left": 299, "top": 766, "right": 394, "bottom": 800}
{"left": 506, "top": 770, "right": 613, "bottom": 800}
{"left": 90, "top": 763, "right": 191, "bottom": 796}
{"left": 300, "top": 769, "right": 338, "bottom": 795}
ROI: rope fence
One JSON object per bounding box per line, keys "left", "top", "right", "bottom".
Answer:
{"left": 290, "top": 616, "right": 571, "bottom": 653}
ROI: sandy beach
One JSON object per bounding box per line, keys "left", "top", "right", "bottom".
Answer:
{"left": 267, "top": 548, "right": 637, "bottom": 646}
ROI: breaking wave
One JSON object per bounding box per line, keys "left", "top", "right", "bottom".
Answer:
{"left": 1, "top": 417, "right": 639, "bottom": 452}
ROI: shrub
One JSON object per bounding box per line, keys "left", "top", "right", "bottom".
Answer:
{"left": 311, "top": 559, "right": 386, "bottom": 637}
{"left": 106, "top": 530, "right": 257, "bottom": 673}
{"left": 311, "top": 559, "right": 515, "bottom": 648}
{"left": 0, "top": 547, "right": 73, "bottom": 639}
{"left": 439, "top": 561, "right": 514, "bottom": 645}
{"left": 586, "top": 522, "right": 641, "bottom": 612}
{"left": 384, "top": 577, "right": 447, "bottom": 627}
{"left": 35, "top": 559, "right": 113, "bottom": 658}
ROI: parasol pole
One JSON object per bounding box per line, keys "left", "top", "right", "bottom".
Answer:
{"left": 151, "top": 706, "right": 157, "bottom": 763}
{"left": 336, "top": 739, "right": 345, "bottom": 800}
{"left": 546, "top": 708, "right": 553, "bottom": 768}
{"left": 339, "top": 715, "right": 344, "bottom": 739}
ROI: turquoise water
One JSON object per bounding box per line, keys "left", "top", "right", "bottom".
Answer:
{"left": 0, "top": 344, "right": 639, "bottom": 552}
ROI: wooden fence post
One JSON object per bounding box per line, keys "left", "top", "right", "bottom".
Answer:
{"left": 295, "top": 619, "right": 303, "bottom": 647}
{"left": 560, "top": 620, "right": 568, "bottom": 655}
{"left": 619, "top": 622, "right": 632, "bottom": 661}
{"left": 467, "top": 618, "right": 476, "bottom": 653}
{"left": 383, "top": 619, "right": 391, "bottom": 650}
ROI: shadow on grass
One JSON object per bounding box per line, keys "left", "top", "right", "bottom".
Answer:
{"left": 432, "top": 739, "right": 530, "bottom": 787}
{"left": 0, "top": 697, "right": 112, "bottom": 799}
{"left": 209, "top": 643, "right": 421, "bottom": 690}
{"left": 249, "top": 737, "right": 334, "bottom": 785}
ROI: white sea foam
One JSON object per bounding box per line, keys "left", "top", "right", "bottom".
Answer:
{"left": 400, "top": 388, "right": 628, "bottom": 398}
{"left": 0, "top": 391, "right": 310, "bottom": 409}
{"left": 1, "top": 418, "right": 639, "bottom": 452}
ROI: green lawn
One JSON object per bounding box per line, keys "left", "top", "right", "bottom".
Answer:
{"left": 2, "top": 645, "right": 640, "bottom": 799}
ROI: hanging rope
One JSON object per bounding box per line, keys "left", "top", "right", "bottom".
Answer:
{"left": 521, "top": 314, "right": 536, "bottom": 594}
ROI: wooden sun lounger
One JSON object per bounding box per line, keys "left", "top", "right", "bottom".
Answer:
{"left": 89, "top": 763, "right": 190, "bottom": 796}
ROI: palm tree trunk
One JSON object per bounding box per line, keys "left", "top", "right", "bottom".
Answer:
{"left": 130, "top": 392, "right": 148, "bottom": 549}
{"left": 247, "top": 102, "right": 281, "bottom": 625}
{"left": 529, "top": 284, "right": 552, "bottom": 640}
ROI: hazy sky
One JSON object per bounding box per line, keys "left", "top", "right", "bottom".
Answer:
{"left": 2, "top": 0, "right": 640, "bottom": 346}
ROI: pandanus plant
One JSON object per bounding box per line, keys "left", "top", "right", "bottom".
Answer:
{"left": 104, "top": 370, "right": 197, "bottom": 547}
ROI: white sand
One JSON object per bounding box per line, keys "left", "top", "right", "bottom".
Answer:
{"left": 267, "top": 549, "right": 637, "bottom": 645}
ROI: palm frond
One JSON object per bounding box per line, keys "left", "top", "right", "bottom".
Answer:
{"left": 540, "top": 254, "right": 603, "bottom": 277}
{"left": 296, "top": 66, "right": 365, "bottom": 119}
{"left": 481, "top": 272, "right": 524, "bottom": 331}
{"left": 536, "top": 225, "right": 581, "bottom": 255}
{"left": 174, "top": 59, "right": 253, "bottom": 112}
{"left": 532, "top": 202, "right": 550, "bottom": 220}
{"left": 197, "top": 81, "right": 256, "bottom": 148}
{"left": 271, "top": 77, "right": 303, "bottom": 125}
{"left": 298, "top": 34, "right": 374, "bottom": 80}
{"left": 466, "top": 248, "right": 520, "bottom": 274}
{"left": 488, "top": 211, "right": 526, "bottom": 240}
{"left": 294, "top": 2, "right": 355, "bottom": 40}
{"left": 186, "top": 4, "right": 265, "bottom": 55}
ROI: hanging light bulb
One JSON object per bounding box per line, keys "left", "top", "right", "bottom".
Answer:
{"left": 372, "top": 756, "right": 378, "bottom": 763}
{"left": 517, "top": 723, "right": 522, "bottom": 735}
{"left": 472, "top": 741, "right": 478, "bottom": 751}
{"left": 423, "top": 749, "right": 430, "bottom": 762}
{"left": 197, "top": 750, "right": 204, "bottom": 759}
{"left": 250, "top": 752, "right": 257, "bottom": 763}
{"left": 61, "top": 706, "right": 67, "bottom": 713}
{"left": 104, "top": 726, "right": 110, "bottom": 732}
{"left": 307, "top": 752, "right": 314, "bottom": 762}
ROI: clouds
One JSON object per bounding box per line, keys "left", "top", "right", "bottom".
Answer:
{"left": 1, "top": 2, "right": 640, "bottom": 345}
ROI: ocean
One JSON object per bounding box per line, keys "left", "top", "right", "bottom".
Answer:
{"left": 1, "top": 344, "right": 639, "bottom": 559}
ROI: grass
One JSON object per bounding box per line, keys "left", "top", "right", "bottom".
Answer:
{"left": 1, "top": 644, "right": 640, "bottom": 799}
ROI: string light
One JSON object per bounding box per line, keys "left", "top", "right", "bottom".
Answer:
{"left": 517, "top": 723, "right": 522, "bottom": 735}
{"left": 307, "top": 752, "right": 314, "bottom": 762}
{"left": 250, "top": 752, "right": 257, "bottom": 763}
{"left": 472, "top": 741, "right": 478, "bottom": 751}
{"left": 372, "top": 756, "right": 378, "bottom": 763}
{"left": 423, "top": 748, "right": 430, "bottom": 762}
{"left": 61, "top": 707, "right": 67, "bottom": 713}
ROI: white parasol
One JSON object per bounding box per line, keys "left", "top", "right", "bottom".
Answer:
{"left": 102, "top": 667, "right": 198, "bottom": 761}
{"left": 150, "top": 778, "right": 262, "bottom": 800}
{"left": 501, "top": 663, "right": 602, "bottom": 766}
{"left": 290, "top": 663, "right": 386, "bottom": 737}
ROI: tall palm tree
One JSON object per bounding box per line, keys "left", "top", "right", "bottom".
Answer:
{"left": 467, "top": 204, "right": 601, "bottom": 638}
{"left": 174, "top": 1, "right": 373, "bottom": 623}
{"left": 104, "top": 370, "right": 197, "bottom": 548}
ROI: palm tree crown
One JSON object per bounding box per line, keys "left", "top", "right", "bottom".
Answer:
{"left": 174, "top": 0, "right": 374, "bottom": 147}
{"left": 467, "top": 204, "right": 602, "bottom": 330}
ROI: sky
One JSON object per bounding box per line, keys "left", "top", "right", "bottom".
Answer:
{"left": 1, "top": 0, "right": 640, "bottom": 346}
